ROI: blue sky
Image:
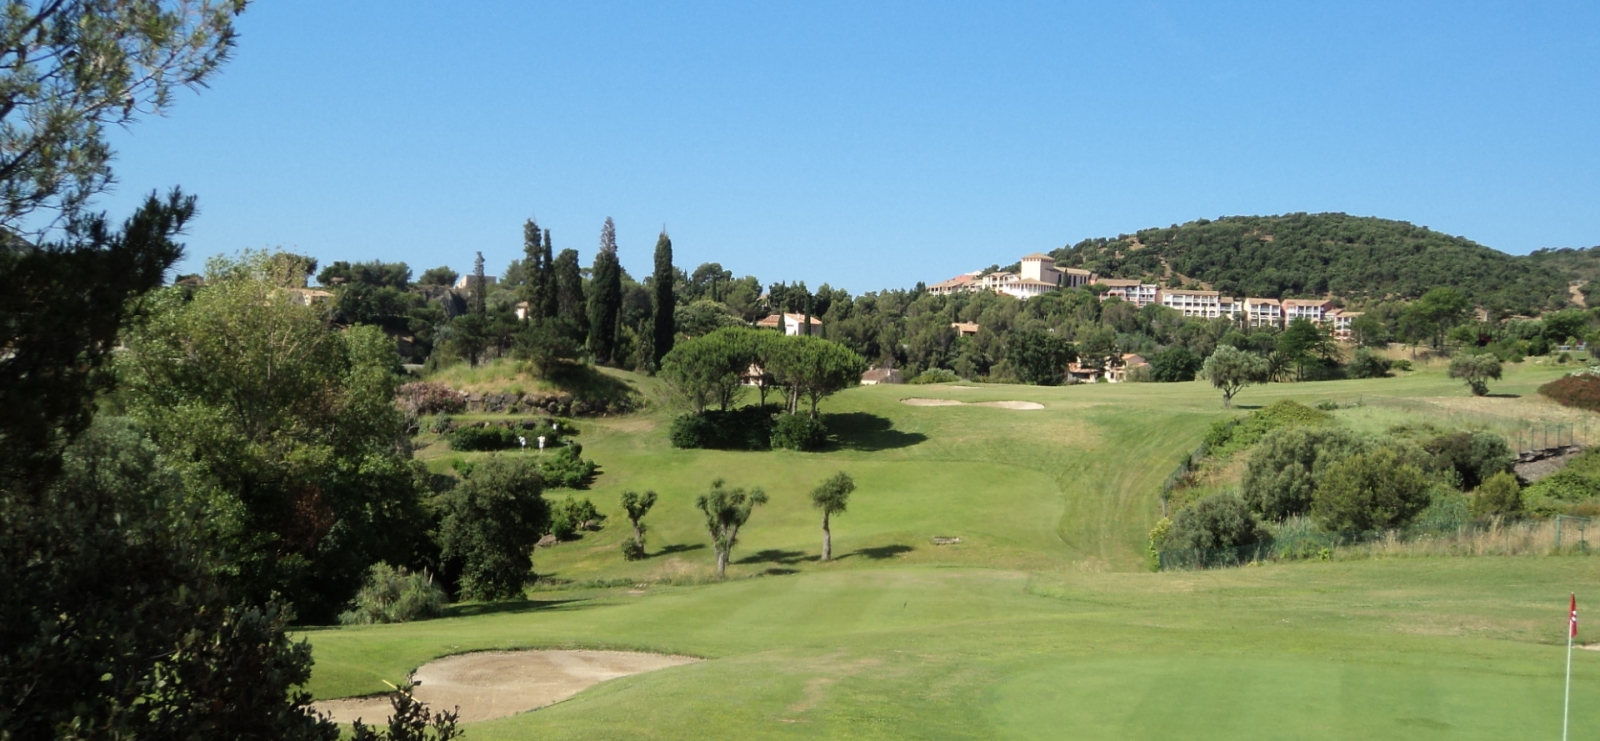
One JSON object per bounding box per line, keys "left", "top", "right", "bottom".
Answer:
{"left": 101, "top": 1, "right": 1600, "bottom": 293}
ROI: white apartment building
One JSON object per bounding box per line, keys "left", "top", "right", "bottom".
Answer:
{"left": 1160, "top": 289, "right": 1225, "bottom": 318}
{"left": 1098, "top": 279, "right": 1160, "bottom": 308}
{"left": 1282, "top": 299, "right": 1334, "bottom": 324}
{"left": 1327, "top": 309, "right": 1362, "bottom": 340}
{"left": 1243, "top": 298, "right": 1282, "bottom": 328}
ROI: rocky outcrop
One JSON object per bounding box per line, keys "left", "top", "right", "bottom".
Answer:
{"left": 1514, "top": 445, "right": 1584, "bottom": 485}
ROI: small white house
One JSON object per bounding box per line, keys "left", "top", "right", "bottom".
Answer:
{"left": 757, "top": 312, "right": 823, "bottom": 336}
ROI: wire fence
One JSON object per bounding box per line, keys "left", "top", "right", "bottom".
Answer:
{"left": 1158, "top": 439, "right": 1209, "bottom": 518}
{"left": 1362, "top": 397, "right": 1599, "bottom": 451}
{"left": 1158, "top": 515, "right": 1595, "bottom": 570}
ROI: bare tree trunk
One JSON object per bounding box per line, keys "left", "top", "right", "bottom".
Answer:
{"left": 821, "top": 511, "right": 831, "bottom": 561}
{"left": 715, "top": 547, "right": 728, "bottom": 578}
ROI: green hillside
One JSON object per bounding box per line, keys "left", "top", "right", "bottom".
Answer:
{"left": 1050, "top": 213, "right": 1570, "bottom": 314}
{"left": 1525, "top": 245, "right": 1600, "bottom": 305}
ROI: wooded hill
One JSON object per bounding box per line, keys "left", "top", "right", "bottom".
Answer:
{"left": 1048, "top": 213, "right": 1579, "bottom": 316}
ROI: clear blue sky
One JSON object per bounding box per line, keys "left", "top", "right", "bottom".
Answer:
{"left": 101, "top": 1, "right": 1600, "bottom": 293}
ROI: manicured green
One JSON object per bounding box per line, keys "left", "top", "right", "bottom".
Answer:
{"left": 306, "top": 360, "right": 1600, "bottom": 738}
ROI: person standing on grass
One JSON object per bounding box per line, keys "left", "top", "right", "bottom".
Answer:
{"left": 811, "top": 472, "right": 856, "bottom": 561}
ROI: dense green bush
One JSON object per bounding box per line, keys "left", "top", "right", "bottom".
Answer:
{"left": 909, "top": 368, "right": 960, "bottom": 384}
{"left": 1422, "top": 431, "right": 1513, "bottom": 491}
{"left": 1471, "top": 471, "right": 1524, "bottom": 518}
{"left": 1164, "top": 494, "right": 1269, "bottom": 555}
{"left": 669, "top": 406, "right": 778, "bottom": 450}
{"left": 538, "top": 444, "right": 597, "bottom": 489}
{"left": 771, "top": 413, "right": 829, "bottom": 451}
{"left": 1150, "top": 346, "right": 1203, "bottom": 382}
{"left": 1347, "top": 348, "right": 1393, "bottom": 379}
{"left": 1540, "top": 373, "right": 1600, "bottom": 412}
{"left": 435, "top": 456, "right": 548, "bottom": 601}
{"left": 1206, "top": 400, "right": 1333, "bottom": 457}
{"left": 338, "top": 563, "right": 447, "bottom": 625}
{"left": 1311, "top": 448, "right": 1431, "bottom": 531}
{"left": 549, "top": 496, "right": 605, "bottom": 541}
{"left": 1523, "top": 450, "right": 1600, "bottom": 514}
{"left": 1241, "top": 426, "right": 1369, "bottom": 520}
{"left": 446, "top": 425, "right": 520, "bottom": 451}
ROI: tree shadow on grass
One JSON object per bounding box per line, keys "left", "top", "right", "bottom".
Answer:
{"left": 734, "top": 548, "right": 818, "bottom": 566}
{"left": 824, "top": 412, "right": 928, "bottom": 451}
{"left": 1486, "top": 393, "right": 1522, "bottom": 399}
{"left": 763, "top": 568, "right": 799, "bottom": 576}
{"left": 836, "top": 544, "right": 914, "bottom": 561}
{"left": 653, "top": 543, "right": 706, "bottom": 558}
{"left": 440, "top": 598, "right": 586, "bottom": 619}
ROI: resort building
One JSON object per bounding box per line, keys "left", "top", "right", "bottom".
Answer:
{"left": 1282, "top": 298, "right": 1335, "bottom": 324}
{"left": 860, "top": 367, "right": 904, "bottom": 385}
{"left": 1327, "top": 309, "right": 1362, "bottom": 341}
{"left": 927, "top": 254, "right": 1098, "bottom": 301}
{"left": 1160, "top": 289, "right": 1225, "bottom": 318}
{"left": 951, "top": 322, "right": 980, "bottom": 337}
{"left": 1243, "top": 298, "right": 1282, "bottom": 329}
{"left": 1098, "top": 279, "right": 1160, "bottom": 308}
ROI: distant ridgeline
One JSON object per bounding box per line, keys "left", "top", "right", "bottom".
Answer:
{"left": 1049, "top": 213, "right": 1580, "bottom": 315}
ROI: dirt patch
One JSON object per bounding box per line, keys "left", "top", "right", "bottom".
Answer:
{"left": 901, "top": 398, "right": 1044, "bottom": 410}
{"left": 313, "top": 650, "right": 699, "bottom": 725}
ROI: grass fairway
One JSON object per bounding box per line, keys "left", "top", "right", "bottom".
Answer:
{"left": 305, "top": 360, "right": 1600, "bottom": 738}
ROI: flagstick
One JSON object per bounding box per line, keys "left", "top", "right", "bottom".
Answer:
{"left": 1566, "top": 593, "right": 1575, "bottom": 741}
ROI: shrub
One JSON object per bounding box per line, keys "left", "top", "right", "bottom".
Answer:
{"left": 435, "top": 455, "right": 548, "bottom": 601}
{"left": 669, "top": 406, "right": 777, "bottom": 450}
{"left": 1164, "top": 494, "right": 1269, "bottom": 554}
{"left": 909, "top": 368, "right": 960, "bottom": 384}
{"left": 549, "top": 496, "right": 605, "bottom": 541}
{"left": 1422, "top": 431, "right": 1513, "bottom": 491}
{"left": 538, "top": 444, "right": 597, "bottom": 489}
{"left": 1311, "top": 448, "right": 1431, "bottom": 531}
{"left": 1207, "top": 400, "right": 1334, "bottom": 457}
{"left": 1150, "top": 346, "right": 1203, "bottom": 382}
{"left": 620, "top": 539, "right": 646, "bottom": 560}
{"left": 428, "top": 413, "right": 454, "bottom": 434}
{"left": 1391, "top": 359, "right": 1413, "bottom": 371}
{"left": 338, "top": 563, "right": 447, "bottom": 625}
{"left": 397, "top": 381, "right": 465, "bottom": 415}
{"left": 1347, "top": 348, "right": 1392, "bottom": 379}
{"left": 1539, "top": 374, "right": 1600, "bottom": 412}
{"left": 446, "top": 425, "right": 519, "bottom": 451}
{"left": 771, "top": 413, "right": 829, "bottom": 451}
{"left": 1241, "top": 426, "right": 1369, "bottom": 520}
{"left": 1472, "top": 471, "right": 1523, "bottom": 518}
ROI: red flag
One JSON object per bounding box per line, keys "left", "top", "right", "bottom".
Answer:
{"left": 1571, "top": 594, "right": 1580, "bottom": 639}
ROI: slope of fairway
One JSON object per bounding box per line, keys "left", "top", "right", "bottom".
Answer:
{"left": 307, "top": 558, "right": 1600, "bottom": 739}
{"left": 306, "top": 361, "right": 1599, "bottom": 738}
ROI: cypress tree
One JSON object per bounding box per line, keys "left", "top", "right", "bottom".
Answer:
{"left": 471, "top": 251, "right": 486, "bottom": 316}
{"left": 588, "top": 217, "right": 623, "bottom": 365}
{"left": 521, "top": 218, "right": 547, "bottom": 321}
{"left": 553, "top": 248, "right": 586, "bottom": 345}
{"left": 652, "top": 230, "right": 675, "bottom": 366}
{"left": 540, "top": 229, "right": 558, "bottom": 320}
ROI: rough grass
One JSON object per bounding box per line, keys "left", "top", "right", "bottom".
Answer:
{"left": 304, "top": 359, "right": 1600, "bottom": 738}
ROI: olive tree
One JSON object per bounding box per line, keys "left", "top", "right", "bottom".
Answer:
{"left": 1448, "top": 353, "right": 1503, "bottom": 396}
{"left": 620, "top": 489, "right": 658, "bottom": 560}
{"left": 1202, "top": 345, "right": 1270, "bottom": 408}
{"left": 696, "top": 478, "right": 767, "bottom": 578}
{"left": 809, "top": 471, "right": 855, "bottom": 561}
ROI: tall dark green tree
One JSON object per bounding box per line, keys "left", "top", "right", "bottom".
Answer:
{"left": 540, "top": 229, "right": 558, "bottom": 319}
{"left": 471, "top": 250, "right": 487, "bottom": 316}
{"left": 553, "top": 247, "right": 587, "bottom": 345}
{"left": 653, "top": 230, "right": 676, "bottom": 366}
{"left": 521, "top": 218, "right": 549, "bottom": 321}
{"left": 589, "top": 217, "right": 624, "bottom": 365}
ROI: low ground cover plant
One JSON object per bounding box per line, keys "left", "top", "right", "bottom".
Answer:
{"left": 1539, "top": 372, "right": 1600, "bottom": 412}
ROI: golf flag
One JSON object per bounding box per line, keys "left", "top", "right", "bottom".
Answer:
{"left": 1573, "top": 594, "right": 1580, "bottom": 639}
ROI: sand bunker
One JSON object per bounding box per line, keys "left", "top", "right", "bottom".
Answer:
{"left": 314, "top": 650, "right": 699, "bottom": 724}
{"left": 900, "top": 398, "right": 1044, "bottom": 410}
